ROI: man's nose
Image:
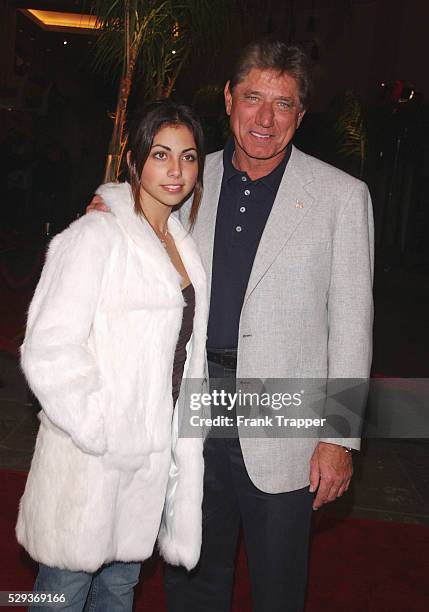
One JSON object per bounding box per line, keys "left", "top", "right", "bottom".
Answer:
{"left": 255, "top": 102, "right": 274, "bottom": 128}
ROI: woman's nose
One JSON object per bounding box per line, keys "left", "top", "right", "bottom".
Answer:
{"left": 167, "top": 159, "right": 182, "bottom": 178}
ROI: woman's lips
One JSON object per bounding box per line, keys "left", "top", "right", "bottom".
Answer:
{"left": 161, "top": 184, "right": 184, "bottom": 193}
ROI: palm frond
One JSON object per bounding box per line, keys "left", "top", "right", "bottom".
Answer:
{"left": 90, "top": 0, "right": 231, "bottom": 93}
{"left": 334, "top": 90, "right": 368, "bottom": 177}
{"left": 335, "top": 91, "right": 367, "bottom": 157}
{"left": 87, "top": 0, "right": 232, "bottom": 180}
{"left": 91, "top": 0, "right": 173, "bottom": 78}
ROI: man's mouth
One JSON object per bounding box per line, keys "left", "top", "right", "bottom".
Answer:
{"left": 249, "top": 131, "right": 272, "bottom": 140}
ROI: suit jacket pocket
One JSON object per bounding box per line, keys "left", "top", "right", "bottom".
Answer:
{"left": 283, "top": 240, "right": 331, "bottom": 258}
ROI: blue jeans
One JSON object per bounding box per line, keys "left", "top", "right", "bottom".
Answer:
{"left": 30, "top": 561, "right": 141, "bottom": 611}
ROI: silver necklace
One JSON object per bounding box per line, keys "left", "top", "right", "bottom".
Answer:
{"left": 154, "top": 225, "right": 169, "bottom": 248}
{"left": 142, "top": 212, "right": 169, "bottom": 248}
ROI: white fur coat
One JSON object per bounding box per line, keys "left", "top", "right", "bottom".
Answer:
{"left": 16, "top": 182, "right": 208, "bottom": 572}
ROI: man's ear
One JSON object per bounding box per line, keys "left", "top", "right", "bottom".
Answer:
{"left": 224, "top": 81, "right": 232, "bottom": 116}
{"left": 296, "top": 109, "right": 306, "bottom": 129}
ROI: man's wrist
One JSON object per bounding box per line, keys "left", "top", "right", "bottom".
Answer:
{"left": 319, "top": 438, "right": 361, "bottom": 452}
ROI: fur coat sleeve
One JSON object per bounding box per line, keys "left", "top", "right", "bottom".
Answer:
{"left": 21, "top": 213, "right": 119, "bottom": 455}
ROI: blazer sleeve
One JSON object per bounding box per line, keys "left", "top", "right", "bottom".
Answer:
{"left": 21, "top": 214, "right": 116, "bottom": 455}
{"left": 322, "top": 182, "right": 374, "bottom": 449}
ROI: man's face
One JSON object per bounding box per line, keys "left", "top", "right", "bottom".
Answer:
{"left": 224, "top": 68, "right": 305, "bottom": 162}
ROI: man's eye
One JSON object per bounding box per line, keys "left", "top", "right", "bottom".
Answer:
{"left": 278, "top": 100, "right": 293, "bottom": 110}
{"left": 246, "top": 95, "right": 259, "bottom": 102}
{"left": 153, "top": 151, "right": 167, "bottom": 160}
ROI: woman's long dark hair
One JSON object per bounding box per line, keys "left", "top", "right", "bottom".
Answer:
{"left": 126, "top": 100, "right": 205, "bottom": 229}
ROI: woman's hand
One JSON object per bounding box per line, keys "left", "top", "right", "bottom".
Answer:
{"left": 86, "top": 195, "right": 110, "bottom": 213}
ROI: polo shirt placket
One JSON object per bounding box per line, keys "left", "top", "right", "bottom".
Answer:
{"left": 207, "top": 138, "right": 291, "bottom": 350}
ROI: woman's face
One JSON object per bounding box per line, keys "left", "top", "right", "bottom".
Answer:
{"left": 139, "top": 124, "right": 198, "bottom": 209}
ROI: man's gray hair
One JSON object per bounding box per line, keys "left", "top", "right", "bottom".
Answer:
{"left": 229, "top": 39, "right": 313, "bottom": 110}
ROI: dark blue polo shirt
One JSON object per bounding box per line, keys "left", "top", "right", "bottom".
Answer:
{"left": 207, "top": 138, "right": 291, "bottom": 350}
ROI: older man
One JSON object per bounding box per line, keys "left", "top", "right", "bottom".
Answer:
{"left": 90, "top": 40, "right": 374, "bottom": 612}
{"left": 164, "top": 40, "right": 373, "bottom": 612}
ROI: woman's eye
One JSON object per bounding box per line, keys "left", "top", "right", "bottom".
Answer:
{"left": 183, "top": 154, "right": 196, "bottom": 162}
{"left": 153, "top": 151, "right": 167, "bottom": 160}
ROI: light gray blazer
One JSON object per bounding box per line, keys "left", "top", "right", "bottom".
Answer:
{"left": 182, "top": 145, "right": 374, "bottom": 493}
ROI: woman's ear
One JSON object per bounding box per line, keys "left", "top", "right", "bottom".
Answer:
{"left": 126, "top": 150, "right": 132, "bottom": 168}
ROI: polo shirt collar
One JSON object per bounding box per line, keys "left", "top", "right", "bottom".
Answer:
{"left": 222, "top": 137, "right": 291, "bottom": 191}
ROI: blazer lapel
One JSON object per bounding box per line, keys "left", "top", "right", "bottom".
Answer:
{"left": 243, "top": 146, "right": 315, "bottom": 306}
{"left": 193, "top": 151, "right": 224, "bottom": 298}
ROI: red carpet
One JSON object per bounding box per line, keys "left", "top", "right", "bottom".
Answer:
{"left": 1, "top": 470, "right": 429, "bottom": 611}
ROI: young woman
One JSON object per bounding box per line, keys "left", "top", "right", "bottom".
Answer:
{"left": 16, "top": 100, "right": 208, "bottom": 611}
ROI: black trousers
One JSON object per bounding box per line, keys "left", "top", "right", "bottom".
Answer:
{"left": 164, "top": 361, "right": 314, "bottom": 612}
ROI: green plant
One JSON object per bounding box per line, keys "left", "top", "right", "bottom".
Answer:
{"left": 90, "top": 0, "right": 230, "bottom": 182}
{"left": 334, "top": 90, "right": 368, "bottom": 178}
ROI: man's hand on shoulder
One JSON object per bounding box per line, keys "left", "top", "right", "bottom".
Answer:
{"left": 309, "top": 442, "right": 353, "bottom": 511}
{"left": 86, "top": 195, "right": 110, "bottom": 214}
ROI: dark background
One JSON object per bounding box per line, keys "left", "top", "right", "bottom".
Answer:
{"left": 1, "top": 1, "right": 428, "bottom": 263}
{"left": 1, "top": 1, "right": 428, "bottom": 341}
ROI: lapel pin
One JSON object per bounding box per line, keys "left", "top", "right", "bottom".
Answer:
{"left": 295, "top": 200, "right": 304, "bottom": 209}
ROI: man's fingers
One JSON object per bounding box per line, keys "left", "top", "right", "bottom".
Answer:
{"left": 312, "top": 478, "right": 331, "bottom": 510}
{"left": 309, "top": 466, "right": 320, "bottom": 494}
{"left": 325, "top": 481, "right": 343, "bottom": 503}
{"left": 336, "top": 478, "right": 352, "bottom": 498}
{"left": 86, "top": 195, "right": 110, "bottom": 214}
{"left": 313, "top": 476, "right": 351, "bottom": 509}
{"left": 309, "top": 446, "right": 321, "bottom": 494}
{"left": 309, "top": 453, "right": 321, "bottom": 493}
